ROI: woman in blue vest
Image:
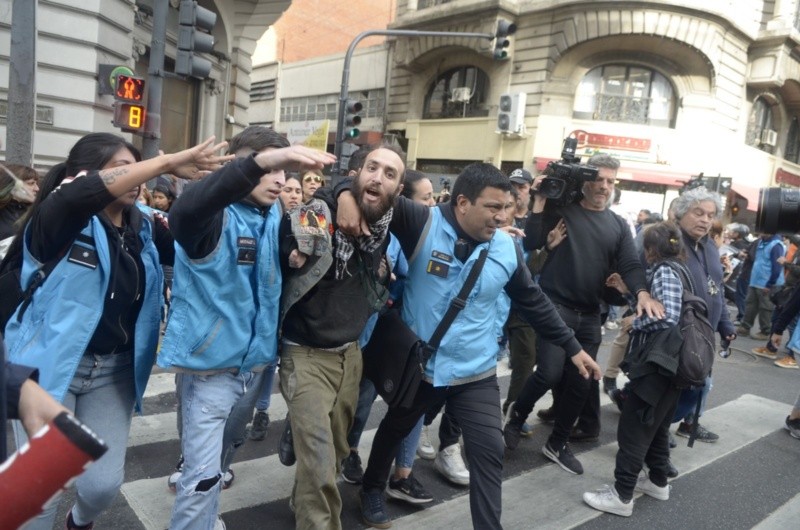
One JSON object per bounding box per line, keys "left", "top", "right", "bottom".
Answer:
{"left": 1, "top": 133, "right": 226, "bottom": 530}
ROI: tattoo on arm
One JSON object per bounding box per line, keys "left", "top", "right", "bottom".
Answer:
{"left": 100, "top": 167, "right": 129, "bottom": 186}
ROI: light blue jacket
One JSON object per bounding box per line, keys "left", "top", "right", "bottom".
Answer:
{"left": 402, "top": 207, "right": 517, "bottom": 386}
{"left": 5, "top": 212, "right": 163, "bottom": 412}
{"left": 750, "top": 237, "right": 785, "bottom": 289}
{"left": 158, "top": 201, "right": 282, "bottom": 373}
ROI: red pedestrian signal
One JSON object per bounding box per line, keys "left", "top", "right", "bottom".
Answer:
{"left": 114, "top": 75, "right": 145, "bottom": 103}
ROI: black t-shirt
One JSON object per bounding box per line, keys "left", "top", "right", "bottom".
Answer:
{"left": 523, "top": 203, "right": 646, "bottom": 312}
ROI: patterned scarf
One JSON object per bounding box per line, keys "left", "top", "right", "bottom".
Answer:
{"left": 333, "top": 208, "right": 393, "bottom": 279}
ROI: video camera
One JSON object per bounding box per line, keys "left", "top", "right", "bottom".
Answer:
{"left": 757, "top": 187, "right": 800, "bottom": 234}
{"left": 537, "top": 137, "right": 599, "bottom": 207}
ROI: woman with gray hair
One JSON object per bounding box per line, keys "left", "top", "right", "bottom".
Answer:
{"left": 669, "top": 187, "right": 736, "bottom": 461}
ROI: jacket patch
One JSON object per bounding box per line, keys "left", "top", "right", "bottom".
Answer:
{"left": 426, "top": 260, "right": 449, "bottom": 278}
{"left": 431, "top": 250, "right": 452, "bottom": 263}
{"left": 67, "top": 245, "right": 98, "bottom": 269}
{"left": 237, "top": 237, "right": 257, "bottom": 265}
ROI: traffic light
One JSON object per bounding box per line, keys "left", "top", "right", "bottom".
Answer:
{"left": 343, "top": 99, "right": 363, "bottom": 139}
{"left": 493, "top": 20, "right": 516, "bottom": 60}
{"left": 176, "top": 0, "right": 217, "bottom": 78}
{"left": 112, "top": 74, "right": 146, "bottom": 132}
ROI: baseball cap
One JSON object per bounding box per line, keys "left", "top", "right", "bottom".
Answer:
{"left": 509, "top": 168, "right": 532, "bottom": 185}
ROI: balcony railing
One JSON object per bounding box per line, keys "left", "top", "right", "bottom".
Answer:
{"left": 417, "top": 0, "right": 453, "bottom": 9}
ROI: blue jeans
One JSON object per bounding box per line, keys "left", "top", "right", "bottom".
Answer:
{"left": 14, "top": 352, "right": 137, "bottom": 529}
{"left": 673, "top": 376, "right": 713, "bottom": 423}
{"left": 254, "top": 363, "right": 278, "bottom": 411}
{"left": 169, "top": 371, "right": 254, "bottom": 530}
{"left": 396, "top": 416, "right": 425, "bottom": 469}
{"left": 220, "top": 368, "right": 272, "bottom": 473}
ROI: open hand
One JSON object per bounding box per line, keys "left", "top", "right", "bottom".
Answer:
{"left": 546, "top": 219, "right": 567, "bottom": 250}
{"left": 571, "top": 350, "right": 602, "bottom": 380}
{"left": 169, "top": 137, "right": 234, "bottom": 180}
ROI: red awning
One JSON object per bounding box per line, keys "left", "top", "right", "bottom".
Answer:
{"left": 731, "top": 183, "right": 760, "bottom": 212}
{"left": 534, "top": 157, "right": 692, "bottom": 187}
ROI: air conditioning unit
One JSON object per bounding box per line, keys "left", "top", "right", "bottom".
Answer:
{"left": 761, "top": 128, "right": 778, "bottom": 147}
{"left": 450, "top": 87, "right": 473, "bottom": 103}
{"left": 497, "top": 92, "right": 526, "bottom": 134}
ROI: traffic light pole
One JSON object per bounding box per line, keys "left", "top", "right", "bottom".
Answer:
{"left": 332, "top": 29, "right": 495, "bottom": 180}
{"left": 142, "top": 0, "right": 170, "bottom": 161}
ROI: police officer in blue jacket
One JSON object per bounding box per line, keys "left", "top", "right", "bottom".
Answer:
{"left": 158, "top": 126, "right": 334, "bottom": 530}
{"left": 336, "top": 163, "right": 600, "bottom": 529}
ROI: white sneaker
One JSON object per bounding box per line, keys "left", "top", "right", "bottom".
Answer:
{"left": 634, "top": 474, "right": 670, "bottom": 500}
{"left": 214, "top": 516, "right": 227, "bottom": 530}
{"left": 167, "top": 471, "right": 181, "bottom": 492}
{"left": 434, "top": 443, "right": 469, "bottom": 486}
{"left": 417, "top": 425, "right": 436, "bottom": 460}
{"left": 605, "top": 320, "right": 619, "bottom": 330}
{"left": 583, "top": 484, "right": 633, "bottom": 517}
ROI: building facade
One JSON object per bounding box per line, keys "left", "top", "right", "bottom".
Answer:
{"left": 0, "top": 0, "right": 291, "bottom": 169}
{"left": 386, "top": 0, "right": 800, "bottom": 218}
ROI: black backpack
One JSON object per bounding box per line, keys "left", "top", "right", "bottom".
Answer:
{"left": 660, "top": 261, "right": 716, "bottom": 389}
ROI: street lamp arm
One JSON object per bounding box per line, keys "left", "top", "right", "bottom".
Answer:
{"left": 333, "top": 28, "right": 495, "bottom": 179}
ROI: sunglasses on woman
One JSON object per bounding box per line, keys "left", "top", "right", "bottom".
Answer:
{"left": 303, "top": 174, "right": 323, "bottom": 184}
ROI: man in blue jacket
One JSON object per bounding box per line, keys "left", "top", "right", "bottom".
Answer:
{"left": 737, "top": 232, "right": 785, "bottom": 339}
{"left": 158, "top": 127, "right": 334, "bottom": 530}
{"left": 336, "top": 163, "right": 600, "bottom": 529}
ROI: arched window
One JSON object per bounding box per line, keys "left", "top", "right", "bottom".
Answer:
{"left": 746, "top": 97, "right": 776, "bottom": 154}
{"left": 423, "top": 66, "right": 489, "bottom": 119}
{"left": 573, "top": 65, "right": 676, "bottom": 127}
{"left": 786, "top": 117, "right": 800, "bottom": 163}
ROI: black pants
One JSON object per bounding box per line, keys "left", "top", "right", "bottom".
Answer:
{"left": 423, "top": 400, "right": 461, "bottom": 449}
{"left": 364, "top": 376, "right": 504, "bottom": 529}
{"left": 614, "top": 376, "right": 680, "bottom": 500}
{"left": 512, "top": 304, "right": 601, "bottom": 448}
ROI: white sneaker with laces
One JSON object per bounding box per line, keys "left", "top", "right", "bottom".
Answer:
{"left": 167, "top": 471, "right": 181, "bottom": 492}
{"left": 214, "top": 516, "right": 227, "bottom": 530}
{"left": 634, "top": 474, "right": 670, "bottom": 500}
{"left": 583, "top": 484, "right": 633, "bottom": 517}
{"left": 434, "top": 443, "right": 469, "bottom": 486}
{"left": 417, "top": 425, "right": 436, "bottom": 460}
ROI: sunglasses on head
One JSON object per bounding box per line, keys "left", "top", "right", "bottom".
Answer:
{"left": 304, "top": 174, "right": 323, "bottom": 183}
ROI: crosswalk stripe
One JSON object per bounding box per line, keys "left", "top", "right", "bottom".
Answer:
{"left": 390, "top": 394, "right": 788, "bottom": 528}
{"left": 753, "top": 491, "right": 800, "bottom": 529}
{"left": 123, "top": 362, "right": 626, "bottom": 527}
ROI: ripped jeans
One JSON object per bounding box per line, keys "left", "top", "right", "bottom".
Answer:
{"left": 169, "top": 371, "right": 254, "bottom": 530}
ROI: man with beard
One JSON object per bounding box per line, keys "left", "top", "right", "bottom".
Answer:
{"left": 335, "top": 163, "right": 600, "bottom": 529}
{"left": 278, "top": 144, "right": 404, "bottom": 530}
{"left": 504, "top": 154, "right": 663, "bottom": 477}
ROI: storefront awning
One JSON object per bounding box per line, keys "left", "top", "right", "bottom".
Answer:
{"left": 731, "top": 183, "right": 760, "bottom": 212}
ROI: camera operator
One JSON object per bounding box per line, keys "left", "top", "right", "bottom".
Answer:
{"left": 504, "top": 153, "right": 663, "bottom": 476}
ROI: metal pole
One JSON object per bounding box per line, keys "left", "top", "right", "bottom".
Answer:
{"left": 142, "top": 0, "right": 170, "bottom": 161}
{"left": 6, "top": 0, "right": 37, "bottom": 166}
{"left": 332, "top": 29, "right": 494, "bottom": 181}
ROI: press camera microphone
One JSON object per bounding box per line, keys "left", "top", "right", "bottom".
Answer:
{"left": 0, "top": 411, "right": 107, "bottom": 529}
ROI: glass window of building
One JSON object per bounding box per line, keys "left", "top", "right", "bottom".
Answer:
{"left": 573, "top": 65, "right": 676, "bottom": 127}
{"left": 745, "top": 97, "right": 777, "bottom": 154}
{"left": 423, "top": 66, "right": 490, "bottom": 119}
{"left": 786, "top": 117, "right": 800, "bottom": 163}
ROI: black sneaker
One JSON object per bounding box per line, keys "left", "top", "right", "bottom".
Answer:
{"left": 503, "top": 403, "right": 525, "bottom": 450}
{"left": 278, "top": 416, "right": 296, "bottom": 466}
{"left": 602, "top": 376, "right": 617, "bottom": 395}
{"left": 360, "top": 488, "right": 392, "bottom": 528}
{"left": 341, "top": 451, "right": 364, "bottom": 484}
{"left": 536, "top": 406, "right": 556, "bottom": 423}
{"left": 666, "top": 460, "right": 679, "bottom": 479}
{"left": 386, "top": 473, "right": 434, "bottom": 505}
{"left": 568, "top": 427, "right": 599, "bottom": 443}
{"left": 675, "top": 421, "right": 719, "bottom": 443}
{"left": 249, "top": 410, "right": 270, "bottom": 441}
{"left": 542, "top": 440, "right": 584, "bottom": 475}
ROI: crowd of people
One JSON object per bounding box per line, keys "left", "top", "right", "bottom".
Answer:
{"left": 2, "top": 127, "right": 800, "bottom": 530}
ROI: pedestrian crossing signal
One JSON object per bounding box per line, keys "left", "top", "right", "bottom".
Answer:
{"left": 114, "top": 75, "right": 145, "bottom": 103}
{"left": 113, "top": 103, "right": 145, "bottom": 132}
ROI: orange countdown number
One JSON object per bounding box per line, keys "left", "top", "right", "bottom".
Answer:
{"left": 128, "top": 105, "right": 142, "bottom": 128}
